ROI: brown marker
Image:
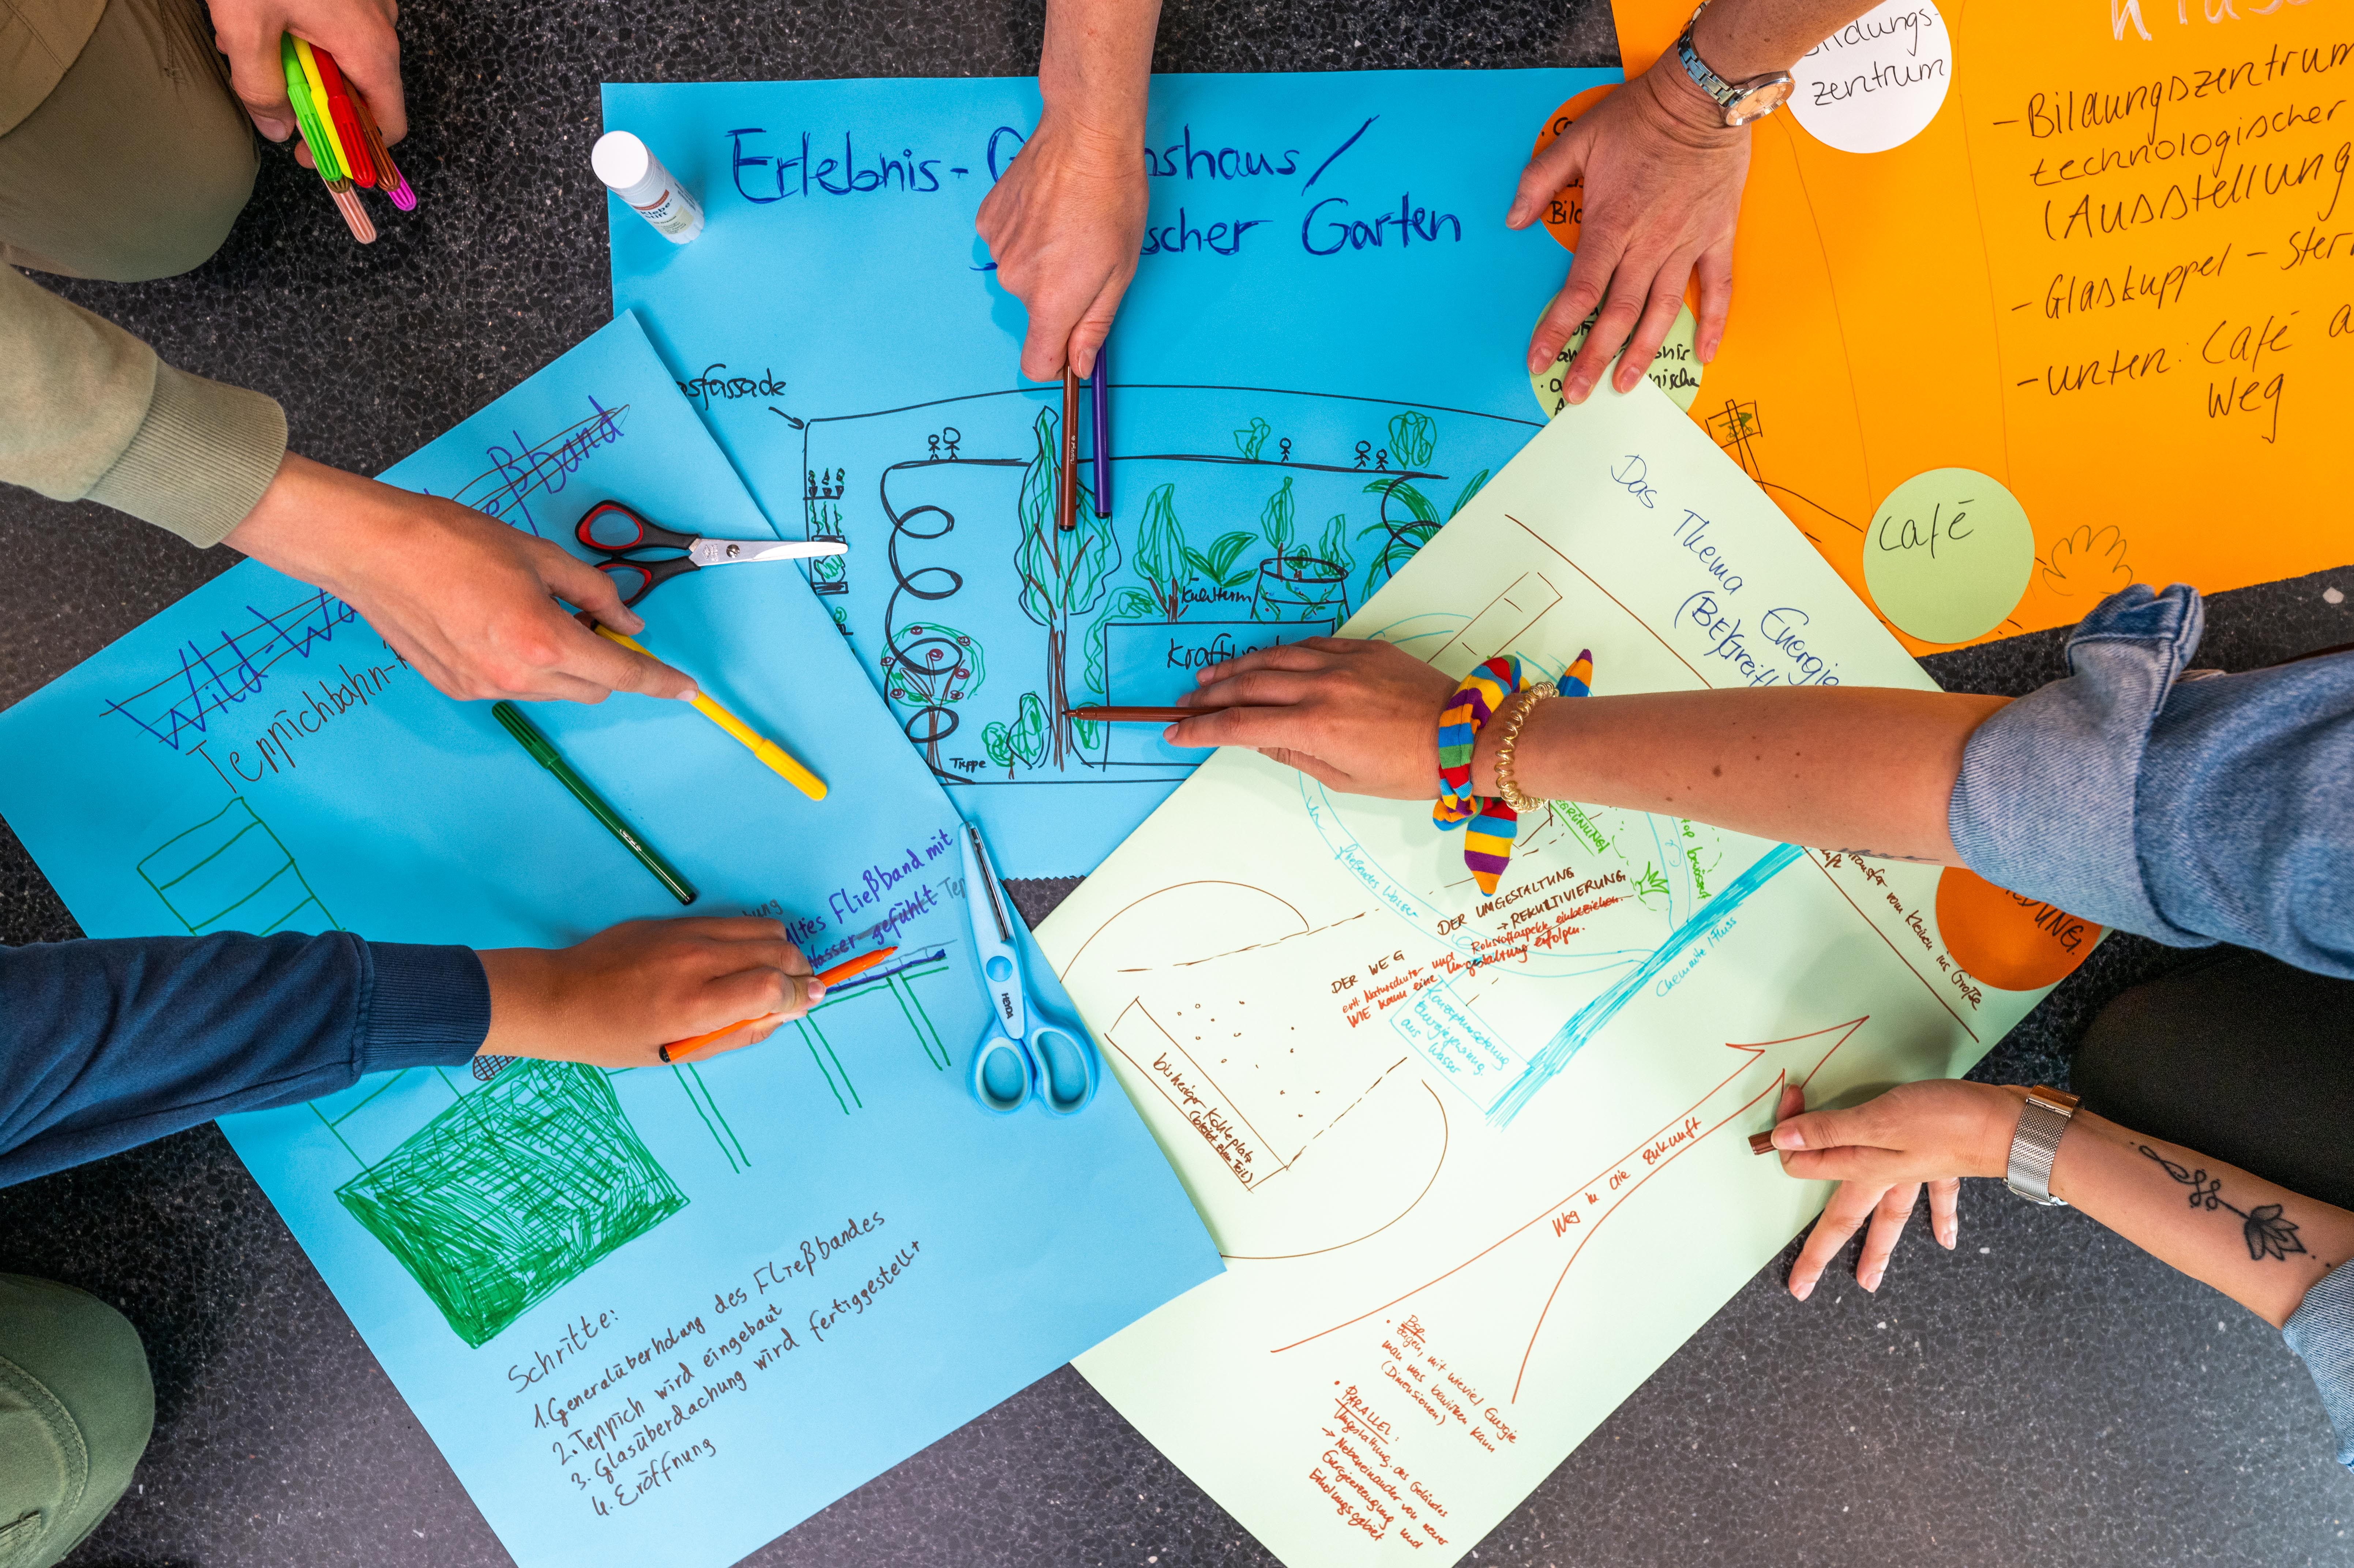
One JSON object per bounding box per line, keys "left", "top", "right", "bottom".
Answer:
{"left": 1748, "top": 1130, "right": 1778, "bottom": 1156}
{"left": 1067, "top": 705, "right": 1213, "bottom": 723}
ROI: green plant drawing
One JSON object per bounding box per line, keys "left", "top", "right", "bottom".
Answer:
{"left": 333, "top": 1060, "right": 688, "bottom": 1349}
{"left": 981, "top": 691, "right": 1051, "bottom": 778}
{"left": 1012, "top": 407, "right": 1120, "bottom": 767}
{"left": 1234, "top": 416, "right": 1272, "bottom": 461}
{"left": 1358, "top": 459, "right": 1488, "bottom": 598}
{"left": 879, "top": 621, "right": 984, "bottom": 772}
{"left": 1134, "top": 482, "right": 1190, "bottom": 620}
{"left": 138, "top": 798, "right": 337, "bottom": 935}
{"left": 1084, "top": 585, "right": 1161, "bottom": 707}
{"left": 1316, "top": 514, "right": 1355, "bottom": 601}
{"left": 1388, "top": 410, "right": 1437, "bottom": 468}
{"left": 1632, "top": 861, "right": 1672, "bottom": 907}
{"left": 1190, "top": 532, "right": 1258, "bottom": 589}
{"left": 1259, "top": 476, "right": 1297, "bottom": 568}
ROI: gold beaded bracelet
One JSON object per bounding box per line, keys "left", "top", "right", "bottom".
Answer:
{"left": 1490, "top": 680, "right": 1557, "bottom": 813}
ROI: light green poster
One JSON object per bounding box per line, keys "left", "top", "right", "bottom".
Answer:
{"left": 1035, "top": 377, "right": 2055, "bottom": 1566}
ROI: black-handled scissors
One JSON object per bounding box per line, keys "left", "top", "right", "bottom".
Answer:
{"left": 573, "top": 500, "right": 848, "bottom": 608}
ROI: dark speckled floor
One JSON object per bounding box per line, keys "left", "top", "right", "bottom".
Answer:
{"left": 4, "top": 0, "right": 2353, "bottom": 1563}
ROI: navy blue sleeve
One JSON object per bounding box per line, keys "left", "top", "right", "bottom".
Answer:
{"left": 0, "top": 933, "right": 489, "bottom": 1187}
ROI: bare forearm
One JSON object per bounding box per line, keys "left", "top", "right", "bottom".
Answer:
{"left": 2052, "top": 1112, "right": 2354, "bottom": 1328}
{"left": 1690, "top": 0, "right": 1889, "bottom": 78}
{"left": 1470, "top": 686, "right": 2009, "bottom": 864}
{"left": 1039, "top": 0, "right": 1159, "bottom": 142}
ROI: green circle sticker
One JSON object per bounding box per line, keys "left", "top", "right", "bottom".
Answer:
{"left": 1862, "top": 468, "right": 2035, "bottom": 645}
{"left": 1530, "top": 300, "right": 1701, "bottom": 416}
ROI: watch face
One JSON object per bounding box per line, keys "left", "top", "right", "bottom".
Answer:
{"left": 1724, "top": 77, "right": 1795, "bottom": 127}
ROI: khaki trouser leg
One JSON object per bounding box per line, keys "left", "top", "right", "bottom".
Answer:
{"left": 0, "top": 0, "right": 255, "bottom": 280}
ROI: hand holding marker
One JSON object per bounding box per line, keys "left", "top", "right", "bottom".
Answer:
{"left": 278, "top": 33, "right": 415, "bottom": 243}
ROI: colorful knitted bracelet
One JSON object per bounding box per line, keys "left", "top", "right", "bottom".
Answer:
{"left": 1433, "top": 650, "right": 1595, "bottom": 895}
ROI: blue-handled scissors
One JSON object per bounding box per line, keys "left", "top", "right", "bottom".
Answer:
{"left": 574, "top": 499, "right": 846, "bottom": 608}
{"left": 961, "top": 822, "right": 1099, "bottom": 1117}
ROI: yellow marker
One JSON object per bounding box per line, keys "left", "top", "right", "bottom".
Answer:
{"left": 591, "top": 624, "right": 827, "bottom": 801}
{"left": 292, "top": 39, "right": 353, "bottom": 180}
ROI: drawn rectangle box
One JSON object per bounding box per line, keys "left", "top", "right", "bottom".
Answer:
{"left": 1096, "top": 619, "right": 1337, "bottom": 768}
{"left": 136, "top": 798, "right": 330, "bottom": 935}
{"left": 1104, "top": 1000, "right": 1289, "bottom": 1191}
{"left": 1389, "top": 982, "right": 1527, "bottom": 1114}
{"left": 335, "top": 1059, "right": 687, "bottom": 1348}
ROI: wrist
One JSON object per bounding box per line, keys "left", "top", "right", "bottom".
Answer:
{"left": 1974, "top": 1083, "right": 2033, "bottom": 1178}
{"left": 1640, "top": 53, "right": 1753, "bottom": 145}
{"left": 477, "top": 947, "right": 560, "bottom": 1056}
{"left": 223, "top": 453, "right": 377, "bottom": 592}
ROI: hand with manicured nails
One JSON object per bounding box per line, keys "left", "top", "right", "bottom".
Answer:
{"left": 226, "top": 454, "right": 694, "bottom": 705}
{"left": 1506, "top": 58, "right": 1748, "bottom": 404}
{"left": 1765, "top": 1079, "right": 2029, "bottom": 1298}
{"left": 477, "top": 918, "right": 824, "bottom": 1069}
{"left": 205, "top": 0, "right": 406, "bottom": 153}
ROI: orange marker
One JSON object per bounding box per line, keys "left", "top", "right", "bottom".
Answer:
{"left": 657, "top": 945, "right": 900, "bottom": 1065}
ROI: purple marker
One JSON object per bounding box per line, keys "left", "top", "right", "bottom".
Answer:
{"left": 1090, "top": 335, "right": 1111, "bottom": 517}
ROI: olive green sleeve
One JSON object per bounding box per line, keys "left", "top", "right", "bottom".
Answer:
{"left": 1, "top": 262, "right": 286, "bottom": 546}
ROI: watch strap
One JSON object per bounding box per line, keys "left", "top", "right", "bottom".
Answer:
{"left": 2004, "top": 1086, "right": 2081, "bottom": 1207}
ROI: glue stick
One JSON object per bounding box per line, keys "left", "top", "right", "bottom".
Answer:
{"left": 593, "top": 130, "right": 704, "bottom": 244}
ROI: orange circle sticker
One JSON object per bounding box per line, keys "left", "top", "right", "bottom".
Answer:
{"left": 1934, "top": 867, "right": 2100, "bottom": 992}
{"left": 1529, "top": 85, "right": 1617, "bottom": 254}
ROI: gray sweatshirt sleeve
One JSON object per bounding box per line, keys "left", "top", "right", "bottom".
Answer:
{"left": 2, "top": 260, "right": 286, "bottom": 545}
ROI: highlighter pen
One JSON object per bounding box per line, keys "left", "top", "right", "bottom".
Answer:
{"left": 280, "top": 35, "right": 374, "bottom": 241}
{"left": 309, "top": 45, "right": 376, "bottom": 187}
{"left": 583, "top": 621, "right": 828, "bottom": 801}
{"left": 292, "top": 39, "right": 354, "bottom": 179}
{"left": 1090, "top": 336, "right": 1111, "bottom": 517}
{"left": 347, "top": 88, "right": 416, "bottom": 210}
{"left": 658, "top": 944, "right": 900, "bottom": 1065}
{"left": 492, "top": 701, "right": 698, "bottom": 904}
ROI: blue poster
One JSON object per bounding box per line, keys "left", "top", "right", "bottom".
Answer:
{"left": 606, "top": 69, "right": 1616, "bottom": 878}
{"left": 0, "top": 314, "right": 1220, "bottom": 1568}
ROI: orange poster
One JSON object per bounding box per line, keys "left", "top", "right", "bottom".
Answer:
{"left": 1590, "top": 0, "right": 2354, "bottom": 652}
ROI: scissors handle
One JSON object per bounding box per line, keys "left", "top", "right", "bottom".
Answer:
{"left": 592, "top": 553, "right": 697, "bottom": 608}
{"left": 577, "top": 500, "right": 699, "bottom": 556}
{"left": 969, "top": 1024, "right": 1037, "bottom": 1115}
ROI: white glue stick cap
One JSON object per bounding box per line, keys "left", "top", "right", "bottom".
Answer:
{"left": 592, "top": 131, "right": 655, "bottom": 198}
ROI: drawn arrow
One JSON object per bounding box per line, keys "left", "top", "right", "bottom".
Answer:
{"left": 1272, "top": 1018, "right": 1866, "bottom": 1402}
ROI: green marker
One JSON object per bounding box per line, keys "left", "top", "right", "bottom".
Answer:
{"left": 492, "top": 702, "right": 697, "bottom": 905}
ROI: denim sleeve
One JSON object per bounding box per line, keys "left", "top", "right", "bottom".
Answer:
{"left": 0, "top": 933, "right": 488, "bottom": 1188}
{"left": 1947, "top": 584, "right": 2354, "bottom": 976}
{"left": 2285, "top": 1263, "right": 2354, "bottom": 1472}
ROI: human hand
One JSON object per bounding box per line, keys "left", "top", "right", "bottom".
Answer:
{"left": 1506, "top": 57, "right": 1749, "bottom": 402}
{"left": 1162, "top": 637, "right": 1455, "bottom": 798}
{"left": 477, "top": 918, "right": 823, "bottom": 1069}
{"left": 205, "top": 0, "right": 406, "bottom": 150}
{"left": 1767, "top": 1080, "right": 2029, "bottom": 1297}
{"left": 224, "top": 453, "right": 694, "bottom": 704}
{"left": 976, "top": 109, "right": 1148, "bottom": 381}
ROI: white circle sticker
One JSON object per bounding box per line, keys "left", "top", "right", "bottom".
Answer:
{"left": 1789, "top": 0, "right": 1952, "bottom": 155}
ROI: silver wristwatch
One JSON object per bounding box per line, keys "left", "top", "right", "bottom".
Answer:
{"left": 2004, "top": 1086, "right": 2081, "bottom": 1207}
{"left": 1674, "top": 3, "right": 1796, "bottom": 128}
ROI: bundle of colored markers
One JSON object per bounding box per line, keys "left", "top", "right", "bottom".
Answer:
{"left": 279, "top": 34, "right": 416, "bottom": 243}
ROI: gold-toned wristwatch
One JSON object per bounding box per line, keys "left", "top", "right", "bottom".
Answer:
{"left": 2004, "top": 1085, "right": 2081, "bottom": 1207}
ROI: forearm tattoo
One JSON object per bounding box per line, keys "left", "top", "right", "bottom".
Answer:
{"left": 2139, "top": 1145, "right": 2309, "bottom": 1262}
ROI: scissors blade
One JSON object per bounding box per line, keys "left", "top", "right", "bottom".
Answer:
{"left": 959, "top": 824, "right": 1028, "bottom": 1041}
{"left": 687, "top": 538, "right": 851, "bottom": 567}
